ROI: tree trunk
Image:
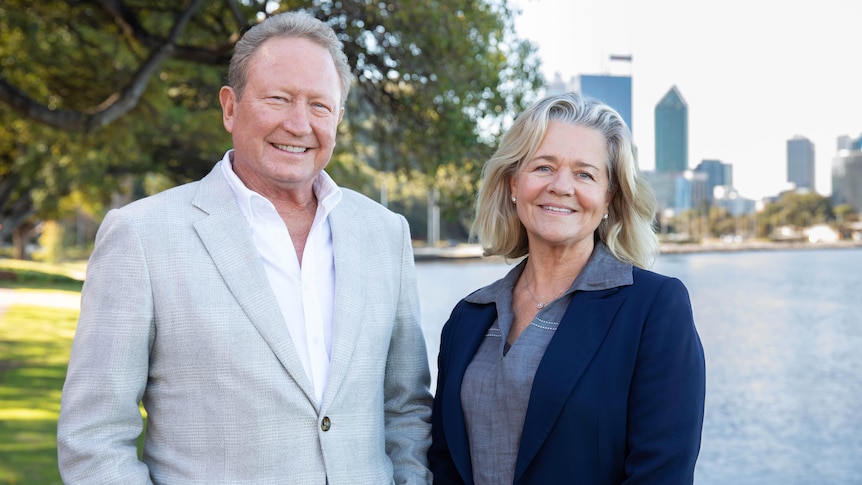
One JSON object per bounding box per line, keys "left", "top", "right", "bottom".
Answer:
{"left": 11, "top": 222, "right": 32, "bottom": 260}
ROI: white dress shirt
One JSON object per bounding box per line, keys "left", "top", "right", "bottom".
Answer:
{"left": 220, "top": 150, "right": 342, "bottom": 405}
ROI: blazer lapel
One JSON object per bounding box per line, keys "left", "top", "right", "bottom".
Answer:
{"left": 514, "top": 289, "right": 625, "bottom": 480}
{"left": 319, "top": 196, "right": 364, "bottom": 410}
{"left": 191, "top": 163, "right": 317, "bottom": 405}
{"left": 443, "top": 303, "right": 498, "bottom": 483}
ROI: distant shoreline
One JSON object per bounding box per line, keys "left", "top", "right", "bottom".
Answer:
{"left": 413, "top": 240, "right": 862, "bottom": 261}
{"left": 658, "top": 240, "right": 862, "bottom": 254}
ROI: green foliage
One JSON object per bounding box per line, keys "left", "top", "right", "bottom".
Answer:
{"left": 758, "top": 191, "right": 835, "bottom": 230}
{"left": 36, "top": 221, "right": 65, "bottom": 264}
{"left": 325, "top": 1, "right": 543, "bottom": 173}
{"left": 0, "top": 0, "right": 235, "bottom": 246}
{"left": 707, "top": 205, "right": 737, "bottom": 237}
{"left": 1, "top": 0, "right": 542, "bottom": 247}
{"left": 833, "top": 204, "right": 859, "bottom": 222}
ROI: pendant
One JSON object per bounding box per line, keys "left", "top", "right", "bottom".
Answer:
{"left": 536, "top": 302, "right": 544, "bottom": 309}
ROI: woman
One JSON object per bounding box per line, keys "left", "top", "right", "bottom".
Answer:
{"left": 428, "top": 92, "right": 705, "bottom": 484}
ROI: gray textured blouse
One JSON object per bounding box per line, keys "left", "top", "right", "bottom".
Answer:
{"left": 460, "top": 243, "right": 632, "bottom": 484}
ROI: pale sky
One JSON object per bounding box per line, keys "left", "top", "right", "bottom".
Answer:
{"left": 511, "top": 0, "right": 862, "bottom": 201}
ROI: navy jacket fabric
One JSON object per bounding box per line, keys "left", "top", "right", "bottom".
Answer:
{"left": 429, "top": 267, "right": 706, "bottom": 484}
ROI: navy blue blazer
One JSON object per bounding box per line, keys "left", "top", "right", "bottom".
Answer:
{"left": 429, "top": 267, "right": 706, "bottom": 484}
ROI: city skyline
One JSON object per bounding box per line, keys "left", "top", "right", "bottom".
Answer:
{"left": 511, "top": 0, "right": 862, "bottom": 201}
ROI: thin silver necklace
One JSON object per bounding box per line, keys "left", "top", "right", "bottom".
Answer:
{"left": 521, "top": 279, "right": 569, "bottom": 309}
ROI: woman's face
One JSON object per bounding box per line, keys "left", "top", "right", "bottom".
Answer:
{"left": 510, "top": 121, "right": 612, "bottom": 254}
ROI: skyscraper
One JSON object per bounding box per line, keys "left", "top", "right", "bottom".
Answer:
{"left": 832, "top": 133, "right": 862, "bottom": 212}
{"left": 577, "top": 74, "right": 633, "bottom": 133}
{"left": 695, "top": 159, "right": 733, "bottom": 200}
{"left": 787, "top": 135, "right": 815, "bottom": 190}
{"left": 654, "top": 86, "right": 688, "bottom": 173}
{"left": 547, "top": 73, "right": 634, "bottom": 134}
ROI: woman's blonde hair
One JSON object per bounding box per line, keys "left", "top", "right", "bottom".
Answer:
{"left": 471, "top": 92, "right": 659, "bottom": 268}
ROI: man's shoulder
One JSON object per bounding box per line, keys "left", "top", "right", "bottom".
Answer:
{"left": 115, "top": 179, "right": 202, "bottom": 216}
{"left": 339, "top": 188, "right": 401, "bottom": 218}
{"left": 340, "top": 187, "right": 380, "bottom": 206}
{"left": 114, "top": 162, "right": 224, "bottom": 216}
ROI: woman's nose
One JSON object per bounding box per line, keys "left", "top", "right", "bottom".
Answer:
{"left": 548, "top": 171, "right": 575, "bottom": 196}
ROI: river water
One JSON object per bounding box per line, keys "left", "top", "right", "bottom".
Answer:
{"left": 415, "top": 248, "right": 862, "bottom": 484}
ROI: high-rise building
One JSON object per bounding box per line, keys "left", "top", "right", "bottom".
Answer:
{"left": 787, "top": 135, "right": 815, "bottom": 190}
{"left": 654, "top": 86, "right": 688, "bottom": 173}
{"left": 675, "top": 170, "right": 709, "bottom": 212}
{"left": 546, "top": 73, "right": 634, "bottom": 134}
{"left": 575, "top": 74, "right": 633, "bottom": 133}
{"left": 832, "top": 133, "right": 862, "bottom": 212}
{"left": 644, "top": 171, "right": 677, "bottom": 211}
{"left": 695, "top": 159, "right": 733, "bottom": 201}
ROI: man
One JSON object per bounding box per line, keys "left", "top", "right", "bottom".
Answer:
{"left": 58, "top": 11, "right": 433, "bottom": 484}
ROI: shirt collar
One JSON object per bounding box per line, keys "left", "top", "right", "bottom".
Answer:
{"left": 465, "top": 241, "right": 633, "bottom": 305}
{"left": 219, "top": 149, "right": 342, "bottom": 223}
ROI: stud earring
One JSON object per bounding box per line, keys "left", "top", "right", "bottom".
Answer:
{"left": 511, "top": 196, "right": 517, "bottom": 203}
{"left": 603, "top": 213, "right": 609, "bottom": 219}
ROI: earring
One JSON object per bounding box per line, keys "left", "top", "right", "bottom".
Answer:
{"left": 603, "top": 213, "right": 609, "bottom": 219}
{"left": 511, "top": 196, "right": 517, "bottom": 203}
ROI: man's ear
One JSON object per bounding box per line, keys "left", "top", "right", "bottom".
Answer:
{"left": 219, "top": 86, "right": 236, "bottom": 133}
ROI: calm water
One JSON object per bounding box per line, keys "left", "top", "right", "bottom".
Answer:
{"left": 416, "top": 248, "right": 862, "bottom": 485}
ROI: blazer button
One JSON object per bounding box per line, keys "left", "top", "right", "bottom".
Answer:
{"left": 321, "top": 416, "right": 331, "bottom": 432}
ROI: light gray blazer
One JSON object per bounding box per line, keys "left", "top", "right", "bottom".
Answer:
{"left": 58, "top": 161, "right": 433, "bottom": 484}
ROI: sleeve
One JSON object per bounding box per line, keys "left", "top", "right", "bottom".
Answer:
{"left": 427, "top": 307, "right": 465, "bottom": 484}
{"left": 383, "top": 214, "right": 434, "bottom": 484}
{"left": 624, "top": 277, "right": 706, "bottom": 484}
{"left": 57, "top": 209, "right": 155, "bottom": 484}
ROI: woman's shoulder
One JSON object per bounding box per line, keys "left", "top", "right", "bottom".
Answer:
{"left": 630, "top": 266, "right": 689, "bottom": 295}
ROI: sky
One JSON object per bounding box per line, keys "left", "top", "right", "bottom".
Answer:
{"left": 510, "top": 0, "right": 862, "bottom": 201}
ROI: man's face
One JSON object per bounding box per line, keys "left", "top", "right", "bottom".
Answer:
{"left": 219, "top": 36, "right": 344, "bottom": 198}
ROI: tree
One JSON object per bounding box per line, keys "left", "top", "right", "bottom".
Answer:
{"left": 757, "top": 191, "right": 835, "bottom": 237}
{"left": 833, "top": 204, "right": 858, "bottom": 222}
{"left": 0, "top": 0, "right": 543, "bottom": 255}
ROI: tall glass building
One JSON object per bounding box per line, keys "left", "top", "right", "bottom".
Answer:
{"left": 654, "top": 86, "right": 688, "bottom": 173}
{"left": 832, "top": 134, "right": 862, "bottom": 212}
{"left": 695, "top": 159, "right": 733, "bottom": 200}
{"left": 787, "top": 135, "right": 815, "bottom": 190}
{"left": 577, "top": 74, "right": 633, "bottom": 134}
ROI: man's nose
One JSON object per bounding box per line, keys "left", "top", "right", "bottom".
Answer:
{"left": 282, "top": 104, "right": 312, "bottom": 134}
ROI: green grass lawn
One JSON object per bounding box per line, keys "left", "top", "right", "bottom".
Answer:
{"left": 0, "top": 259, "right": 150, "bottom": 484}
{"left": 0, "top": 259, "right": 82, "bottom": 484}
{"left": 0, "top": 259, "right": 86, "bottom": 291}
{"left": 0, "top": 303, "right": 78, "bottom": 485}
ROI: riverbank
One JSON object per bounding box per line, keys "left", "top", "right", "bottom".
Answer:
{"left": 413, "top": 239, "right": 862, "bottom": 261}
{"left": 658, "top": 239, "right": 862, "bottom": 254}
